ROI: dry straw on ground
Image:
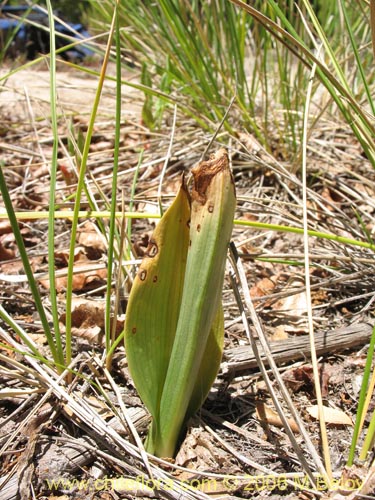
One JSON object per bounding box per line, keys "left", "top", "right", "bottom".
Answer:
{"left": 1, "top": 59, "right": 375, "bottom": 500}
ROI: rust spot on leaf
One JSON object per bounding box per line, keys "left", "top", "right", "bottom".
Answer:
{"left": 196, "top": 224, "right": 201, "bottom": 232}
{"left": 138, "top": 269, "right": 147, "bottom": 281}
{"left": 146, "top": 239, "right": 158, "bottom": 258}
{"left": 208, "top": 204, "right": 214, "bottom": 213}
{"left": 153, "top": 275, "right": 158, "bottom": 283}
{"left": 132, "top": 327, "right": 137, "bottom": 334}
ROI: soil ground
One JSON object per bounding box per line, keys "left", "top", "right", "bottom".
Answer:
{"left": 0, "top": 62, "right": 142, "bottom": 118}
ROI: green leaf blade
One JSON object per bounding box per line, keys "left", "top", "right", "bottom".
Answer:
{"left": 124, "top": 182, "right": 190, "bottom": 419}
{"left": 186, "top": 302, "right": 225, "bottom": 420}
{"left": 155, "top": 149, "right": 236, "bottom": 457}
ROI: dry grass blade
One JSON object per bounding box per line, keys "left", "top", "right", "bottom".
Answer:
{"left": 0, "top": 330, "right": 216, "bottom": 499}
{"left": 301, "top": 53, "right": 332, "bottom": 483}
{"left": 101, "top": 364, "right": 154, "bottom": 479}
{"left": 229, "top": 243, "right": 328, "bottom": 487}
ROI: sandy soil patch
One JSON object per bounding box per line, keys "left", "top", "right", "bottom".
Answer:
{"left": 0, "top": 62, "right": 142, "bottom": 120}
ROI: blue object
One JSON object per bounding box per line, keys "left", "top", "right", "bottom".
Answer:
{"left": 0, "top": 4, "right": 94, "bottom": 60}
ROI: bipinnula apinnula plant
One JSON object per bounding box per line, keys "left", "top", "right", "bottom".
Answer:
{"left": 124, "top": 149, "right": 236, "bottom": 457}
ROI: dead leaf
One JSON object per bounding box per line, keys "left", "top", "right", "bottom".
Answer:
{"left": 256, "top": 402, "right": 300, "bottom": 434}
{"left": 31, "top": 164, "right": 50, "bottom": 180}
{"left": 28, "top": 333, "right": 49, "bottom": 345}
{"left": 55, "top": 246, "right": 86, "bottom": 266}
{"left": 175, "top": 426, "right": 227, "bottom": 470}
{"left": 0, "top": 258, "right": 25, "bottom": 275}
{"left": 321, "top": 186, "right": 343, "bottom": 205}
{"left": 250, "top": 276, "right": 277, "bottom": 299}
{"left": 175, "top": 428, "right": 214, "bottom": 468}
{"left": 59, "top": 163, "right": 76, "bottom": 186}
{"left": 0, "top": 341, "right": 16, "bottom": 357}
{"left": 46, "top": 497, "right": 70, "bottom": 500}
{"left": 76, "top": 392, "right": 112, "bottom": 419}
{"left": 306, "top": 405, "right": 353, "bottom": 426}
{"left": 0, "top": 238, "right": 15, "bottom": 260}
{"left": 60, "top": 298, "right": 105, "bottom": 327}
{"left": 39, "top": 263, "right": 107, "bottom": 292}
{"left": 60, "top": 298, "right": 104, "bottom": 343}
{"left": 0, "top": 216, "right": 12, "bottom": 235}
{"left": 59, "top": 298, "right": 124, "bottom": 343}
{"left": 271, "top": 324, "right": 289, "bottom": 341}
{"left": 311, "top": 288, "right": 328, "bottom": 305}
{"left": 19, "top": 226, "right": 39, "bottom": 248}
{"left": 283, "top": 364, "right": 331, "bottom": 396}
{"left": 277, "top": 289, "right": 307, "bottom": 314}
{"left": 273, "top": 279, "right": 308, "bottom": 334}
{"left": 77, "top": 221, "right": 107, "bottom": 255}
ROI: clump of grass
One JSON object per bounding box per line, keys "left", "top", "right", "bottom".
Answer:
{"left": 89, "top": 0, "right": 375, "bottom": 166}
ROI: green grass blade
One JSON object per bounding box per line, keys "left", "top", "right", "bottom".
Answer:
{"left": 230, "top": 0, "right": 375, "bottom": 167}
{"left": 105, "top": 0, "right": 122, "bottom": 353}
{"left": 0, "top": 168, "right": 61, "bottom": 367}
{"left": 339, "top": 0, "right": 375, "bottom": 116}
{"left": 300, "top": 0, "right": 349, "bottom": 92}
{"left": 126, "top": 153, "right": 143, "bottom": 254}
{"left": 0, "top": 5, "right": 34, "bottom": 61}
{"left": 1, "top": 209, "right": 374, "bottom": 252}
{"left": 371, "top": 0, "right": 375, "bottom": 60}
{"left": 347, "top": 323, "right": 375, "bottom": 466}
{"left": 64, "top": 9, "right": 117, "bottom": 368}
{"left": 360, "top": 402, "right": 375, "bottom": 461}
{"left": 0, "top": 304, "right": 48, "bottom": 362}
{"left": 46, "top": 0, "right": 64, "bottom": 366}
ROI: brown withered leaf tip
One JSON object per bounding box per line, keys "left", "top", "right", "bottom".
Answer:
{"left": 191, "top": 148, "right": 233, "bottom": 204}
